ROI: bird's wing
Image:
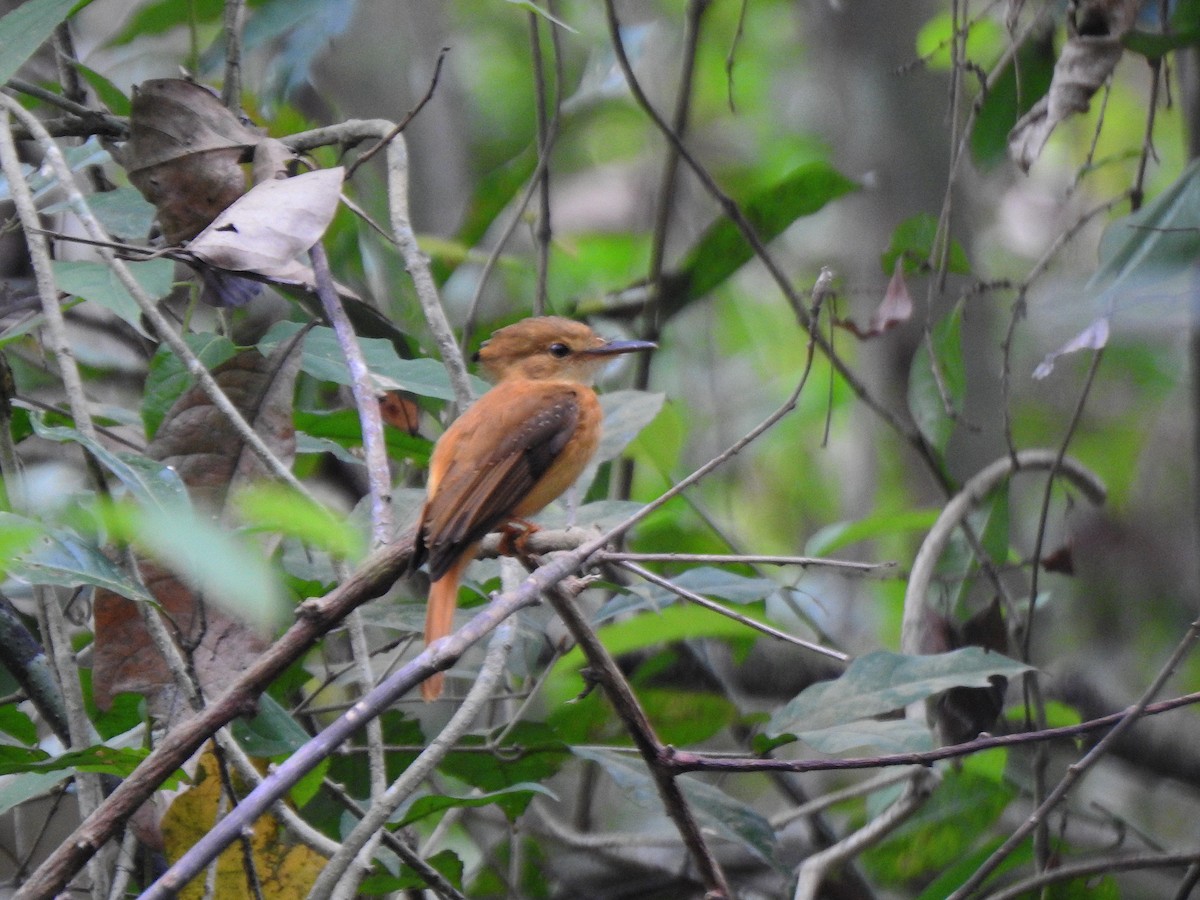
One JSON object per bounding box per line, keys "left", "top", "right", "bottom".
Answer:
{"left": 419, "top": 383, "right": 582, "bottom": 580}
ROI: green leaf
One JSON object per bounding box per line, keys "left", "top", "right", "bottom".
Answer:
{"left": 437, "top": 723, "right": 570, "bottom": 819}
{"left": 907, "top": 306, "right": 965, "bottom": 455}
{"left": 636, "top": 687, "right": 738, "bottom": 746}
{"left": 231, "top": 693, "right": 312, "bottom": 757}
{"left": 51, "top": 258, "right": 173, "bottom": 338}
{"left": 670, "top": 162, "right": 858, "bottom": 311}
{"left": 0, "top": 706, "right": 36, "bottom": 745}
{"left": 806, "top": 507, "right": 940, "bottom": 556}
{"left": 796, "top": 717, "right": 934, "bottom": 755}
{"left": 0, "top": 770, "right": 65, "bottom": 816}
{"left": 916, "top": 10, "right": 1004, "bottom": 70}
{"left": 142, "top": 333, "right": 239, "bottom": 440}
{"left": 44, "top": 186, "right": 155, "bottom": 240}
{"left": 0, "top": 742, "right": 148, "bottom": 778}
{"left": 768, "top": 648, "right": 1032, "bottom": 737}
{"left": 0, "top": 0, "right": 92, "bottom": 87}
{"left": 358, "top": 850, "right": 463, "bottom": 894}
{"left": 132, "top": 506, "right": 288, "bottom": 631}
{"left": 669, "top": 567, "right": 778, "bottom": 604}
{"left": 971, "top": 34, "right": 1055, "bottom": 167}
{"left": 70, "top": 62, "right": 131, "bottom": 116}
{"left": 0, "top": 513, "right": 44, "bottom": 572}
{"left": 259, "top": 321, "right": 485, "bottom": 400}
{"left": 395, "top": 782, "right": 558, "bottom": 828}
{"left": 111, "top": 0, "right": 223, "bottom": 44}
{"left": 882, "top": 212, "right": 971, "bottom": 275}
{"left": 574, "top": 747, "right": 781, "bottom": 868}
{"left": 233, "top": 483, "right": 367, "bottom": 561}
{"left": 547, "top": 603, "right": 756, "bottom": 706}
{"left": 1090, "top": 157, "right": 1200, "bottom": 311}
{"left": 7, "top": 518, "right": 153, "bottom": 603}
{"left": 868, "top": 768, "right": 1016, "bottom": 886}
{"left": 293, "top": 408, "right": 433, "bottom": 465}
{"left": 595, "top": 391, "right": 664, "bottom": 463}
{"left": 32, "top": 416, "right": 190, "bottom": 514}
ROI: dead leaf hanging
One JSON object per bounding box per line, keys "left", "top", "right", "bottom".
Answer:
{"left": 121, "top": 78, "right": 262, "bottom": 244}
{"left": 183, "top": 166, "right": 345, "bottom": 289}
{"left": 1007, "top": 0, "right": 1140, "bottom": 172}
{"left": 834, "top": 258, "right": 914, "bottom": 339}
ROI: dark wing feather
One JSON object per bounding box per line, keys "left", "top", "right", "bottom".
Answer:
{"left": 419, "top": 385, "right": 581, "bottom": 580}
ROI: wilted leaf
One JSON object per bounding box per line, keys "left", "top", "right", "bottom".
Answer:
{"left": 1032, "top": 317, "right": 1109, "bottom": 379}
{"left": 163, "top": 751, "right": 324, "bottom": 900}
{"left": 186, "top": 167, "right": 344, "bottom": 281}
{"left": 379, "top": 391, "right": 421, "bottom": 434}
{"left": 123, "top": 78, "right": 259, "bottom": 244}
{"left": 836, "top": 258, "right": 914, "bottom": 339}
{"left": 1008, "top": 0, "right": 1139, "bottom": 171}
{"left": 767, "top": 648, "right": 1032, "bottom": 737}
{"left": 92, "top": 346, "right": 300, "bottom": 713}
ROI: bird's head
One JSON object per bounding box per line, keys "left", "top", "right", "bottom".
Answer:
{"left": 475, "top": 316, "right": 655, "bottom": 385}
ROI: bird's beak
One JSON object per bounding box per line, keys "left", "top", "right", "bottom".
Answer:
{"left": 583, "top": 338, "right": 657, "bottom": 357}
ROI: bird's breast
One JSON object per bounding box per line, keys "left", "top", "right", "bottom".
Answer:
{"left": 512, "top": 385, "right": 601, "bottom": 517}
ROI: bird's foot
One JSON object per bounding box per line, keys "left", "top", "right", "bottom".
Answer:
{"left": 498, "top": 518, "right": 542, "bottom": 569}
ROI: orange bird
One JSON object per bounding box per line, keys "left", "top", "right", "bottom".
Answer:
{"left": 413, "top": 316, "right": 655, "bottom": 700}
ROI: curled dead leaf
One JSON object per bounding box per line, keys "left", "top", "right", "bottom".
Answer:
{"left": 1032, "top": 316, "right": 1109, "bottom": 379}
{"left": 834, "top": 258, "right": 913, "bottom": 339}
{"left": 1008, "top": 0, "right": 1140, "bottom": 172}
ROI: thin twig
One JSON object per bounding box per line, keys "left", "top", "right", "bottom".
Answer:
{"left": 310, "top": 242, "right": 394, "bottom": 543}
{"left": 662, "top": 687, "right": 1200, "bottom": 775}
{"left": 347, "top": 47, "right": 449, "bottom": 180}
{"left": 596, "top": 550, "right": 894, "bottom": 573}
{"left": 220, "top": 0, "right": 246, "bottom": 110}
{"left": 618, "top": 560, "right": 850, "bottom": 661}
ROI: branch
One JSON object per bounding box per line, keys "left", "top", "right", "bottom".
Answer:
{"left": 305, "top": 619, "right": 514, "bottom": 899}
{"left": 541, "top": 579, "right": 732, "bottom": 898}
{"left": 661, "top": 688, "right": 1200, "bottom": 774}
{"left": 901, "top": 449, "right": 1106, "bottom": 656}
{"left": 309, "top": 242, "right": 394, "bottom": 544}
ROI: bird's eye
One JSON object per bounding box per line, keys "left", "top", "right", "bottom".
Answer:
{"left": 548, "top": 342, "right": 571, "bottom": 358}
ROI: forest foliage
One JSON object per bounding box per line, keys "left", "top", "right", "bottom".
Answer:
{"left": 0, "top": 0, "right": 1196, "bottom": 898}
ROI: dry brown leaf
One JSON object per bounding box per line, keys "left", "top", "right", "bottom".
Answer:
{"left": 122, "top": 79, "right": 263, "bottom": 244}
{"left": 185, "top": 167, "right": 345, "bottom": 282}
{"left": 379, "top": 390, "right": 421, "bottom": 435}
{"left": 834, "top": 258, "right": 914, "bottom": 339}
{"left": 92, "top": 346, "right": 301, "bottom": 715}
{"left": 1008, "top": 0, "right": 1140, "bottom": 172}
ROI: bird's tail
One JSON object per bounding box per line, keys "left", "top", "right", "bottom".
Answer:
{"left": 421, "top": 553, "right": 472, "bottom": 701}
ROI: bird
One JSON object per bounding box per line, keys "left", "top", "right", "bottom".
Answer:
{"left": 412, "top": 316, "right": 655, "bottom": 700}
